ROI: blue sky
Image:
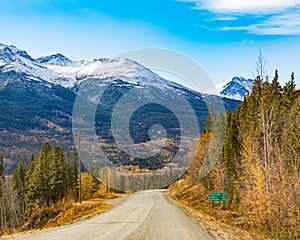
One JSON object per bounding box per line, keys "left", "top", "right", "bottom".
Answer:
{"left": 1, "top": 0, "right": 300, "bottom": 85}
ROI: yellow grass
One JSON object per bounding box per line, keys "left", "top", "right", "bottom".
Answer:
{"left": 45, "top": 198, "right": 112, "bottom": 228}
{"left": 168, "top": 177, "right": 272, "bottom": 240}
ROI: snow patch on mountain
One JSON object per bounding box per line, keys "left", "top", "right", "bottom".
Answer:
{"left": 0, "top": 43, "right": 253, "bottom": 101}
{"left": 36, "top": 53, "right": 73, "bottom": 66}
{"left": 0, "top": 44, "right": 75, "bottom": 87}
{"left": 217, "top": 76, "right": 254, "bottom": 100}
{"left": 0, "top": 44, "right": 183, "bottom": 90}
{"left": 75, "top": 57, "right": 170, "bottom": 87}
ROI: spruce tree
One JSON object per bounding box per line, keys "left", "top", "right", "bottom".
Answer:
{"left": 287, "top": 99, "right": 300, "bottom": 170}
{"left": 65, "top": 151, "right": 76, "bottom": 195}
{"left": 24, "top": 154, "right": 37, "bottom": 218}
{"left": 12, "top": 160, "right": 26, "bottom": 216}
{"left": 49, "top": 146, "right": 67, "bottom": 201}
{"left": 199, "top": 111, "right": 225, "bottom": 179}
{"left": 271, "top": 69, "right": 281, "bottom": 94}
{"left": 202, "top": 104, "right": 216, "bottom": 134}
{"left": 31, "top": 142, "right": 51, "bottom": 205}
{"left": 281, "top": 72, "right": 296, "bottom": 110}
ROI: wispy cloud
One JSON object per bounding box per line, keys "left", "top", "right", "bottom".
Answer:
{"left": 211, "top": 16, "right": 238, "bottom": 21}
{"left": 180, "top": 0, "right": 300, "bottom": 35}
{"left": 220, "top": 10, "right": 300, "bottom": 35}
{"left": 237, "top": 39, "right": 255, "bottom": 45}
{"left": 180, "top": 0, "right": 300, "bottom": 14}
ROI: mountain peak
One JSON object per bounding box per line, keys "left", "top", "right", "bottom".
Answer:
{"left": 0, "top": 43, "right": 19, "bottom": 51}
{"left": 0, "top": 43, "right": 35, "bottom": 63}
{"left": 36, "top": 53, "right": 73, "bottom": 66}
{"left": 217, "top": 76, "right": 254, "bottom": 100}
{"left": 75, "top": 56, "right": 163, "bottom": 84}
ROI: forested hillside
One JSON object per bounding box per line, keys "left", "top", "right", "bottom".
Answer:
{"left": 170, "top": 70, "right": 300, "bottom": 239}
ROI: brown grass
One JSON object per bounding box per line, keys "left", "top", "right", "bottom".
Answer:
{"left": 168, "top": 177, "right": 271, "bottom": 240}
{"left": 45, "top": 198, "right": 112, "bottom": 228}
{"left": 6, "top": 187, "right": 123, "bottom": 237}
{"left": 43, "top": 188, "right": 122, "bottom": 229}
{"left": 3, "top": 198, "right": 114, "bottom": 239}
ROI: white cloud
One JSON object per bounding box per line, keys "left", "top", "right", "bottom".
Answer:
{"left": 238, "top": 39, "right": 255, "bottom": 45}
{"left": 181, "top": 0, "right": 300, "bottom": 14}
{"left": 180, "top": 0, "right": 300, "bottom": 35}
{"left": 212, "top": 16, "right": 238, "bottom": 21}
{"left": 220, "top": 11, "right": 300, "bottom": 35}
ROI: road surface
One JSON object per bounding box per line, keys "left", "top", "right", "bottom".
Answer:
{"left": 8, "top": 190, "right": 213, "bottom": 240}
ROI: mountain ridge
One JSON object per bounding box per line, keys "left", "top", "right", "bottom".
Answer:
{"left": 1, "top": 43, "right": 254, "bottom": 101}
{"left": 0, "top": 43, "right": 240, "bottom": 173}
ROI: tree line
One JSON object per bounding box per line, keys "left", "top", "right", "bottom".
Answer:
{"left": 189, "top": 66, "right": 299, "bottom": 238}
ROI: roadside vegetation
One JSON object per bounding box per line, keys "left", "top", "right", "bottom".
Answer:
{"left": 170, "top": 61, "right": 299, "bottom": 239}
{"left": 0, "top": 144, "right": 121, "bottom": 236}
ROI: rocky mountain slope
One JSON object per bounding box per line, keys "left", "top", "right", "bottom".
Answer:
{"left": 0, "top": 44, "right": 240, "bottom": 173}
{"left": 216, "top": 76, "right": 254, "bottom": 100}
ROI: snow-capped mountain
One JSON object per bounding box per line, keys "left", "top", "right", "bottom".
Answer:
{"left": 0, "top": 44, "right": 186, "bottom": 91}
{"left": 1, "top": 44, "right": 208, "bottom": 100}
{"left": 47, "top": 57, "right": 177, "bottom": 91}
{"left": 0, "top": 43, "right": 240, "bottom": 172}
{"left": 36, "top": 53, "right": 73, "bottom": 66}
{"left": 217, "top": 76, "right": 254, "bottom": 100}
{"left": 0, "top": 43, "right": 252, "bottom": 101}
{"left": 0, "top": 44, "right": 74, "bottom": 87}
{"left": 0, "top": 43, "right": 35, "bottom": 64}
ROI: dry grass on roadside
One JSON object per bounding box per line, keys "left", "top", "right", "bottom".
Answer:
{"left": 44, "top": 187, "right": 122, "bottom": 228}
{"left": 45, "top": 198, "right": 112, "bottom": 228}
{"left": 168, "top": 177, "right": 271, "bottom": 240}
{"left": 5, "top": 187, "right": 123, "bottom": 237}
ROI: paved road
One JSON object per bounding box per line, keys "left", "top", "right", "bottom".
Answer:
{"left": 8, "top": 190, "right": 213, "bottom": 240}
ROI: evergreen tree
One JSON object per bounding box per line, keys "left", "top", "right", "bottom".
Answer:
{"left": 269, "top": 70, "right": 282, "bottom": 143}
{"left": 49, "top": 146, "right": 67, "bottom": 201}
{"left": 281, "top": 73, "right": 297, "bottom": 162}
{"left": 65, "top": 151, "right": 77, "bottom": 196}
{"left": 281, "top": 72, "right": 296, "bottom": 110}
{"left": 12, "top": 160, "right": 26, "bottom": 216}
{"left": 199, "top": 111, "right": 225, "bottom": 179}
{"left": 271, "top": 69, "right": 281, "bottom": 94}
{"left": 287, "top": 99, "right": 300, "bottom": 170}
{"left": 70, "top": 151, "right": 78, "bottom": 196}
{"left": 202, "top": 104, "right": 216, "bottom": 134}
{"left": 223, "top": 110, "right": 240, "bottom": 177}
{"left": 31, "top": 142, "right": 51, "bottom": 205}
{"left": 24, "top": 154, "right": 37, "bottom": 218}
{"left": 223, "top": 109, "right": 241, "bottom": 209}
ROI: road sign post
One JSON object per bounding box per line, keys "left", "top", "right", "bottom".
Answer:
{"left": 209, "top": 192, "right": 226, "bottom": 209}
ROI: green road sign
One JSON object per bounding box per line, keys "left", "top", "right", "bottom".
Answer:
{"left": 209, "top": 192, "right": 227, "bottom": 202}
